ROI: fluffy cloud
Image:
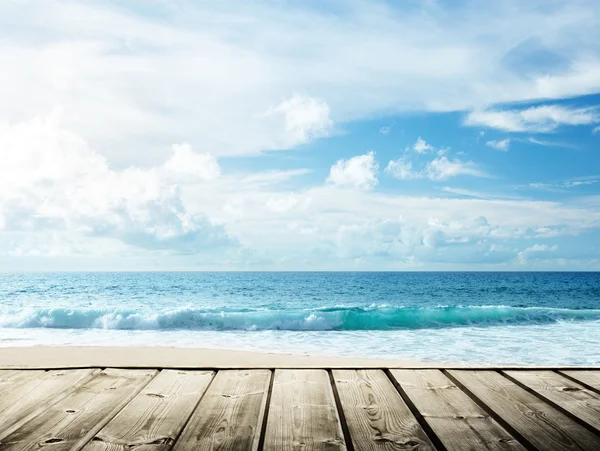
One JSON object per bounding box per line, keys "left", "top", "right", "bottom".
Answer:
{"left": 162, "top": 143, "right": 220, "bottom": 182}
{"left": 466, "top": 105, "right": 600, "bottom": 132}
{"left": 517, "top": 243, "right": 558, "bottom": 264}
{"left": 2, "top": 0, "right": 600, "bottom": 164}
{"left": 265, "top": 94, "right": 333, "bottom": 148}
{"left": 0, "top": 112, "right": 235, "bottom": 254}
{"left": 486, "top": 139, "right": 510, "bottom": 151}
{"left": 327, "top": 152, "right": 379, "bottom": 190}
{"left": 385, "top": 158, "right": 421, "bottom": 180}
{"left": 386, "top": 154, "right": 484, "bottom": 181}
{"left": 413, "top": 137, "right": 434, "bottom": 154}
{"left": 2, "top": 1, "right": 600, "bottom": 269}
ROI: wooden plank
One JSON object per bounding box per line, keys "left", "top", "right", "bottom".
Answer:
{"left": 173, "top": 369, "right": 270, "bottom": 451}
{"left": 0, "top": 370, "right": 40, "bottom": 385}
{"left": 85, "top": 369, "right": 215, "bottom": 451}
{"left": 560, "top": 371, "right": 600, "bottom": 391}
{"left": 333, "top": 369, "right": 434, "bottom": 450}
{"left": 0, "top": 368, "right": 157, "bottom": 451}
{"left": 0, "top": 369, "right": 100, "bottom": 437}
{"left": 0, "top": 370, "right": 46, "bottom": 396}
{"left": 504, "top": 370, "right": 600, "bottom": 432}
{"left": 390, "top": 369, "right": 524, "bottom": 450}
{"left": 448, "top": 370, "right": 600, "bottom": 451}
{"left": 263, "top": 369, "right": 346, "bottom": 451}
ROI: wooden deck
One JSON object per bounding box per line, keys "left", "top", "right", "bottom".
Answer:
{"left": 0, "top": 368, "right": 598, "bottom": 450}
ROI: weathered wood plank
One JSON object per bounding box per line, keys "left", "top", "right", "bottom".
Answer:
{"left": 0, "top": 368, "right": 157, "bottom": 451}
{"left": 333, "top": 369, "right": 434, "bottom": 450}
{"left": 560, "top": 371, "right": 600, "bottom": 391}
{"left": 264, "top": 369, "right": 346, "bottom": 451}
{"left": 173, "top": 369, "right": 270, "bottom": 451}
{"left": 504, "top": 370, "right": 600, "bottom": 432}
{"left": 390, "top": 369, "right": 524, "bottom": 450}
{"left": 0, "top": 369, "right": 100, "bottom": 438}
{"left": 0, "top": 370, "right": 40, "bottom": 385}
{"left": 84, "top": 369, "right": 214, "bottom": 451}
{"left": 448, "top": 370, "right": 600, "bottom": 451}
{"left": 0, "top": 370, "right": 46, "bottom": 397}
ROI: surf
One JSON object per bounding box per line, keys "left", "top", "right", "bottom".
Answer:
{"left": 0, "top": 305, "right": 599, "bottom": 331}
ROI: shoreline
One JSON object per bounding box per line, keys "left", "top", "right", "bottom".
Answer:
{"left": 0, "top": 346, "right": 438, "bottom": 369}
{"left": 0, "top": 346, "right": 596, "bottom": 369}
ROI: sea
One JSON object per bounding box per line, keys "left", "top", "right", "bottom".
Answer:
{"left": 0, "top": 272, "right": 598, "bottom": 366}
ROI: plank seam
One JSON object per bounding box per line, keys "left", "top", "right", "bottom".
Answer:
{"left": 71, "top": 369, "right": 161, "bottom": 451}
{"left": 168, "top": 369, "right": 218, "bottom": 450}
{"left": 328, "top": 370, "right": 355, "bottom": 451}
{"left": 256, "top": 369, "right": 275, "bottom": 451}
{"left": 557, "top": 370, "right": 600, "bottom": 396}
{"left": 384, "top": 369, "right": 448, "bottom": 451}
{"left": 441, "top": 370, "right": 539, "bottom": 451}
{"left": 501, "top": 371, "right": 600, "bottom": 437}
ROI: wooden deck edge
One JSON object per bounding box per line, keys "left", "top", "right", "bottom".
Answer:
{"left": 1, "top": 365, "right": 599, "bottom": 370}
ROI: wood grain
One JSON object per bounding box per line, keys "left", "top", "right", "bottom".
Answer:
{"left": 448, "top": 370, "right": 600, "bottom": 451}
{"left": 504, "top": 370, "right": 600, "bottom": 432}
{"left": 390, "top": 369, "right": 524, "bottom": 450}
{"left": 560, "top": 371, "right": 600, "bottom": 391}
{"left": 0, "top": 369, "right": 99, "bottom": 438}
{"left": 173, "top": 369, "right": 271, "bottom": 451}
{"left": 263, "top": 369, "right": 346, "bottom": 451}
{"left": 85, "top": 369, "right": 214, "bottom": 451}
{"left": 0, "top": 368, "right": 157, "bottom": 451}
{"left": 333, "top": 369, "right": 434, "bottom": 450}
{"left": 0, "top": 370, "right": 44, "bottom": 396}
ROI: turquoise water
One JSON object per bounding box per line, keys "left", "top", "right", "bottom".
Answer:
{"left": 1, "top": 272, "right": 599, "bottom": 365}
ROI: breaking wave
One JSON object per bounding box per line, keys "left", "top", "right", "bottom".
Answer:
{"left": 1, "top": 305, "right": 599, "bottom": 331}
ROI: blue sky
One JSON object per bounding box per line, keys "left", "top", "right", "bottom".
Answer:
{"left": 0, "top": 0, "right": 599, "bottom": 270}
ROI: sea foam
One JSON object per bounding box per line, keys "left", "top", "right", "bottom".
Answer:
{"left": 0, "top": 305, "right": 599, "bottom": 331}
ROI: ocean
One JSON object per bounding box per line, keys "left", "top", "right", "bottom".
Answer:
{"left": 0, "top": 272, "right": 598, "bottom": 366}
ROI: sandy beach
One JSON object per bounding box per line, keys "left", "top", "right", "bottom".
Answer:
{"left": 0, "top": 346, "right": 443, "bottom": 369}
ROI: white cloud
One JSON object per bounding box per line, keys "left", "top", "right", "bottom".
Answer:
{"left": 3, "top": 121, "right": 600, "bottom": 269}
{"left": 564, "top": 176, "right": 600, "bottom": 188}
{"left": 239, "top": 169, "right": 310, "bottom": 186}
{"left": 266, "top": 194, "right": 311, "bottom": 213}
{"left": 486, "top": 139, "right": 510, "bottom": 151}
{"left": 528, "top": 176, "right": 600, "bottom": 191}
{"left": 442, "top": 187, "right": 521, "bottom": 200}
{"left": 526, "top": 244, "right": 558, "bottom": 252}
{"left": 386, "top": 148, "right": 485, "bottom": 181}
{"left": 0, "top": 113, "right": 235, "bottom": 254}
{"left": 162, "top": 143, "right": 220, "bottom": 181}
{"left": 1, "top": 0, "right": 600, "bottom": 165}
{"left": 525, "top": 137, "right": 576, "bottom": 149}
{"left": 2, "top": 1, "right": 600, "bottom": 269}
{"left": 426, "top": 157, "right": 485, "bottom": 180}
{"left": 327, "top": 152, "right": 379, "bottom": 190}
{"left": 517, "top": 243, "right": 558, "bottom": 264}
{"left": 265, "top": 94, "right": 333, "bottom": 148}
{"left": 593, "top": 126, "right": 600, "bottom": 134}
{"left": 466, "top": 105, "right": 600, "bottom": 132}
{"left": 385, "top": 158, "right": 420, "bottom": 180}
{"left": 413, "top": 137, "right": 434, "bottom": 153}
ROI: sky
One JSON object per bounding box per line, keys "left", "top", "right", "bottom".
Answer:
{"left": 1, "top": 0, "right": 600, "bottom": 271}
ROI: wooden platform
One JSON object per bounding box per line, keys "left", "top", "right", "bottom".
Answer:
{"left": 0, "top": 368, "right": 599, "bottom": 450}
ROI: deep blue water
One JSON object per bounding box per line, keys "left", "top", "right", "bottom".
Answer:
{"left": 0, "top": 272, "right": 599, "bottom": 365}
